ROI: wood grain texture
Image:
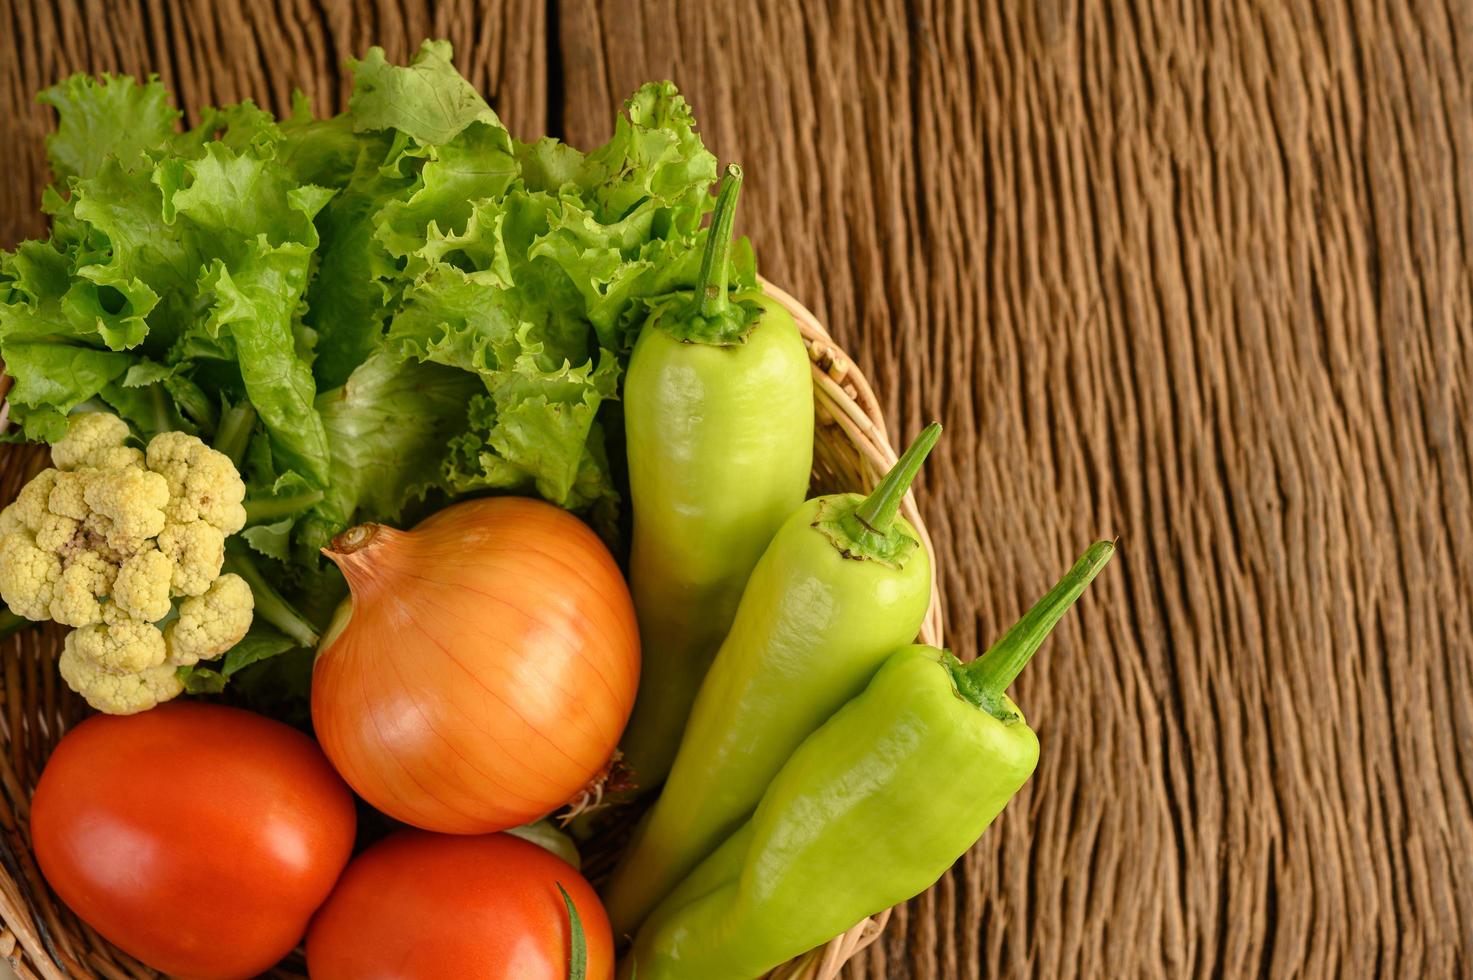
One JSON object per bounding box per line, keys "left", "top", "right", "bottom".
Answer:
{"left": 3, "top": 1, "right": 1472, "bottom": 977}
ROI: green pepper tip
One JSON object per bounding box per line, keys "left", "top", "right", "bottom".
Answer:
{"left": 855, "top": 421, "right": 942, "bottom": 533}
{"left": 662, "top": 163, "right": 758, "bottom": 345}
{"left": 961, "top": 540, "right": 1114, "bottom": 719}
{"left": 693, "top": 164, "right": 744, "bottom": 321}
{"left": 811, "top": 422, "right": 941, "bottom": 567}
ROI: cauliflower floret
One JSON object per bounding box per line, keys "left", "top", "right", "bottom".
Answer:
{"left": 6, "top": 469, "right": 60, "bottom": 532}
{"left": 59, "top": 639, "right": 182, "bottom": 715}
{"left": 69, "top": 616, "right": 167, "bottom": 673}
{"left": 51, "top": 412, "right": 132, "bottom": 471}
{"left": 32, "top": 512, "right": 79, "bottom": 553}
{"left": 164, "top": 573, "right": 253, "bottom": 666}
{"left": 0, "top": 532, "right": 62, "bottom": 620}
{"left": 83, "top": 467, "right": 170, "bottom": 548}
{"left": 146, "top": 432, "right": 247, "bottom": 535}
{"left": 46, "top": 470, "right": 90, "bottom": 522}
{"left": 77, "top": 514, "right": 129, "bottom": 562}
{"left": 155, "top": 520, "right": 227, "bottom": 596}
{"left": 49, "top": 552, "right": 117, "bottom": 627}
{"left": 89, "top": 446, "right": 146, "bottom": 471}
{"left": 112, "top": 548, "right": 174, "bottom": 622}
{"left": 100, "top": 599, "right": 140, "bottom": 627}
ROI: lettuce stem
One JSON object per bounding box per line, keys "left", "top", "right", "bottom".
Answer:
{"left": 214, "top": 402, "right": 257, "bottom": 467}
{"left": 223, "top": 548, "right": 320, "bottom": 649}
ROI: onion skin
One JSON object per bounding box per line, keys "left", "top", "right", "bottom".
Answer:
{"left": 312, "top": 497, "right": 640, "bottom": 834}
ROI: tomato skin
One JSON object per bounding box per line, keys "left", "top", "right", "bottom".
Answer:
{"left": 307, "top": 830, "right": 615, "bottom": 980}
{"left": 31, "top": 702, "right": 357, "bottom": 980}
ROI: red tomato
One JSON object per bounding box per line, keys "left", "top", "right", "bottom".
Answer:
{"left": 31, "top": 702, "right": 357, "bottom": 980}
{"left": 307, "top": 830, "right": 614, "bottom": 980}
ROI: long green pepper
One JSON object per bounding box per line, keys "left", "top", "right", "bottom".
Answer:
{"left": 624, "top": 541, "right": 1115, "bottom": 980}
{"left": 618, "top": 165, "right": 814, "bottom": 792}
{"left": 604, "top": 424, "right": 942, "bottom": 936}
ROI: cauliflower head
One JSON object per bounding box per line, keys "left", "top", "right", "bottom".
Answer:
{"left": 0, "top": 412, "right": 257, "bottom": 714}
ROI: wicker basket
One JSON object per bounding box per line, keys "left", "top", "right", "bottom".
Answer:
{"left": 0, "top": 278, "right": 944, "bottom": 979}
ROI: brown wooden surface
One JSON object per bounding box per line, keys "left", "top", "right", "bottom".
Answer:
{"left": 3, "top": 1, "right": 1472, "bottom": 977}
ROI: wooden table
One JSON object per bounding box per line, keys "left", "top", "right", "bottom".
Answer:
{"left": 3, "top": 2, "right": 1470, "bottom": 977}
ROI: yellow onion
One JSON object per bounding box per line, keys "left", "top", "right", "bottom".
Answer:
{"left": 312, "top": 497, "right": 640, "bottom": 834}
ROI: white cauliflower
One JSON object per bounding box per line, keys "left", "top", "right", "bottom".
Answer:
{"left": 59, "top": 640, "right": 183, "bottom": 716}
{"left": 146, "top": 431, "right": 248, "bottom": 534}
{"left": 49, "top": 551, "right": 115, "bottom": 627}
{"left": 6, "top": 469, "right": 59, "bottom": 530}
{"left": 0, "top": 412, "right": 257, "bottom": 714}
{"left": 112, "top": 549, "right": 175, "bottom": 622}
{"left": 155, "top": 520, "right": 227, "bottom": 596}
{"left": 50, "top": 413, "right": 134, "bottom": 470}
{"left": 165, "top": 573, "right": 254, "bottom": 666}
{"left": 0, "top": 532, "right": 60, "bottom": 620}
{"left": 70, "top": 615, "right": 168, "bottom": 673}
{"left": 83, "top": 466, "right": 171, "bottom": 548}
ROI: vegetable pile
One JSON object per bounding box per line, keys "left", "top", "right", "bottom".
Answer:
{"left": 2, "top": 39, "right": 741, "bottom": 684}
{"left": 1, "top": 40, "right": 1114, "bottom": 980}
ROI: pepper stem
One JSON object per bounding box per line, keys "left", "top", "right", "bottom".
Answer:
{"left": 692, "top": 164, "right": 743, "bottom": 321}
{"left": 855, "top": 423, "right": 942, "bottom": 532}
{"left": 811, "top": 422, "right": 944, "bottom": 568}
{"left": 958, "top": 541, "right": 1115, "bottom": 719}
{"left": 213, "top": 401, "right": 257, "bottom": 467}
{"left": 658, "top": 165, "right": 761, "bottom": 346}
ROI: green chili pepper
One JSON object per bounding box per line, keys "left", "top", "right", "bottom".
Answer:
{"left": 603, "top": 424, "right": 942, "bottom": 937}
{"left": 619, "top": 164, "right": 814, "bottom": 791}
{"left": 623, "top": 541, "right": 1114, "bottom": 980}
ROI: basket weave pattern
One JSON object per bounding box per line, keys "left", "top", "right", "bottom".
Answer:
{"left": 0, "top": 279, "right": 943, "bottom": 980}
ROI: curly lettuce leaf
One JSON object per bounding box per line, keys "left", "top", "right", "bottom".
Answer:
{"left": 1, "top": 343, "right": 135, "bottom": 440}
{"left": 277, "top": 94, "right": 365, "bottom": 188}
{"left": 348, "top": 40, "right": 502, "bottom": 144}
{"left": 38, "top": 74, "right": 180, "bottom": 181}
{"left": 374, "top": 122, "right": 520, "bottom": 270}
{"left": 96, "top": 359, "right": 215, "bottom": 439}
{"left": 0, "top": 237, "right": 156, "bottom": 353}
{"left": 516, "top": 83, "right": 724, "bottom": 352}
{"left": 301, "top": 131, "right": 410, "bottom": 389}
{"left": 580, "top": 82, "right": 718, "bottom": 224}
{"left": 167, "top": 144, "right": 336, "bottom": 486}
{"left": 54, "top": 160, "right": 199, "bottom": 353}
{"left": 439, "top": 350, "right": 620, "bottom": 509}
{"left": 385, "top": 258, "right": 618, "bottom": 508}
{"left": 312, "top": 351, "right": 483, "bottom": 528}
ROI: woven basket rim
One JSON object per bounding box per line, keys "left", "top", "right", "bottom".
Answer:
{"left": 0, "top": 277, "right": 945, "bottom": 980}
